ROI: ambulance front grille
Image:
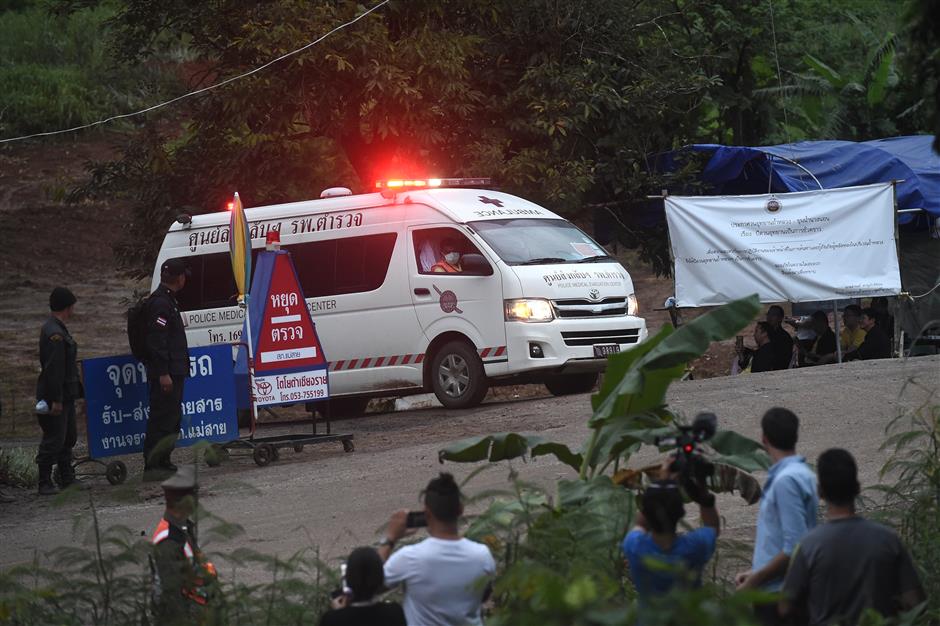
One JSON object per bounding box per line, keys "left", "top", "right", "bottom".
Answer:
{"left": 553, "top": 297, "right": 627, "bottom": 318}
{"left": 561, "top": 328, "right": 640, "bottom": 347}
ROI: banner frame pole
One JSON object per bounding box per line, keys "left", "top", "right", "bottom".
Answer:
{"left": 833, "top": 301, "right": 843, "bottom": 363}
{"left": 242, "top": 298, "right": 260, "bottom": 439}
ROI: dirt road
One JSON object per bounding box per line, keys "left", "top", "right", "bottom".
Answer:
{"left": 1, "top": 355, "right": 936, "bottom": 581}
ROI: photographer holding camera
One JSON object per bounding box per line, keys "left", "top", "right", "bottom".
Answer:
{"left": 379, "top": 473, "right": 496, "bottom": 626}
{"left": 622, "top": 456, "right": 720, "bottom": 610}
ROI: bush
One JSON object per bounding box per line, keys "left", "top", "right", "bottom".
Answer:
{"left": 0, "top": 1, "right": 181, "bottom": 137}
{"left": 0, "top": 446, "right": 37, "bottom": 487}
{"left": 0, "top": 496, "right": 337, "bottom": 625}
{"left": 874, "top": 394, "right": 940, "bottom": 622}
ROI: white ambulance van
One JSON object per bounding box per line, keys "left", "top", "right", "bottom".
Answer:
{"left": 150, "top": 179, "right": 648, "bottom": 414}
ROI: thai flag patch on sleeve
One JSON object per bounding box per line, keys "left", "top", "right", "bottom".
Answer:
{"left": 155, "top": 316, "right": 168, "bottom": 327}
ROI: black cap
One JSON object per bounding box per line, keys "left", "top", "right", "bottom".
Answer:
{"left": 161, "top": 258, "right": 191, "bottom": 277}
{"left": 49, "top": 287, "right": 77, "bottom": 312}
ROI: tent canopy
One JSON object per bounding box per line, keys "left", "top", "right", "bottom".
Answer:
{"left": 680, "top": 136, "right": 940, "bottom": 226}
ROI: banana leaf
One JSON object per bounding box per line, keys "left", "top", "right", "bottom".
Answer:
{"left": 590, "top": 295, "right": 760, "bottom": 427}
{"left": 439, "top": 433, "right": 583, "bottom": 472}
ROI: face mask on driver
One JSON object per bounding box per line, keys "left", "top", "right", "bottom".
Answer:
{"left": 445, "top": 252, "right": 460, "bottom": 265}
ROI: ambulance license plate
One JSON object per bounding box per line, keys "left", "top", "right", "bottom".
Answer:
{"left": 594, "top": 344, "right": 620, "bottom": 357}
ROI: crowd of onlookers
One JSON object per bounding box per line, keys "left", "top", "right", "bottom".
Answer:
{"left": 625, "top": 408, "right": 925, "bottom": 626}
{"left": 734, "top": 299, "right": 895, "bottom": 374}
{"left": 319, "top": 409, "right": 924, "bottom": 626}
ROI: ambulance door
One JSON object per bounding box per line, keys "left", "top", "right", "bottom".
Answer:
{"left": 408, "top": 226, "right": 506, "bottom": 387}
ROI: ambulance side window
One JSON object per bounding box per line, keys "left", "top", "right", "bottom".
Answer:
{"left": 412, "top": 228, "right": 488, "bottom": 275}
{"left": 171, "top": 233, "right": 395, "bottom": 312}
{"left": 291, "top": 232, "right": 397, "bottom": 297}
{"left": 173, "top": 250, "right": 260, "bottom": 312}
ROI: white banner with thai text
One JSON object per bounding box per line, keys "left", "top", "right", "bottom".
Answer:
{"left": 665, "top": 183, "right": 901, "bottom": 306}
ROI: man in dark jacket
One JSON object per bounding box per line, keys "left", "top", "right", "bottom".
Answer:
{"left": 35, "top": 287, "right": 84, "bottom": 495}
{"left": 737, "top": 322, "right": 776, "bottom": 373}
{"left": 765, "top": 305, "right": 795, "bottom": 370}
{"left": 143, "top": 259, "right": 191, "bottom": 480}
{"left": 844, "top": 308, "right": 891, "bottom": 361}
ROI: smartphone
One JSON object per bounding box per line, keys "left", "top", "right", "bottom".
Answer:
{"left": 406, "top": 511, "right": 427, "bottom": 528}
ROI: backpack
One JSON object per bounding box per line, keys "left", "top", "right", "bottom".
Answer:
{"left": 127, "top": 296, "right": 152, "bottom": 361}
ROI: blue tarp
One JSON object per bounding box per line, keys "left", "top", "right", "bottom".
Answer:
{"left": 679, "top": 136, "right": 940, "bottom": 226}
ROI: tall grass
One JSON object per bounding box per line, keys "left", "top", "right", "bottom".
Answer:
{"left": 0, "top": 493, "right": 337, "bottom": 625}
{"left": 0, "top": 446, "right": 38, "bottom": 487}
{"left": 0, "top": 1, "right": 181, "bottom": 137}
{"left": 874, "top": 390, "right": 940, "bottom": 621}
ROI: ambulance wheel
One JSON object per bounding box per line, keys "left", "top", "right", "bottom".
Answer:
{"left": 253, "top": 445, "right": 273, "bottom": 467}
{"left": 544, "top": 373, "right": 599, "bottom": 396}
{"left": 430, "top": 341, "right": 489, "bottom": 409}
{"left": 106, "top": 461, "right": 128, "bottom": 485}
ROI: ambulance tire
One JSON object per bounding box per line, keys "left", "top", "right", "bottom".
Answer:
{"left": 544, "top": 372, "right": 599, "bottom": 396}
{"left": 430, "top": 341, "right": 489, "bottom": 409}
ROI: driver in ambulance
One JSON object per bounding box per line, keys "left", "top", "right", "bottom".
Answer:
{"left": 431, "top": 238, "right": 463, "bottom": 274}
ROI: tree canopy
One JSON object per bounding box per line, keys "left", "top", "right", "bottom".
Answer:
{"left": 55, "top": 0, "right": 931, "bottom": 276}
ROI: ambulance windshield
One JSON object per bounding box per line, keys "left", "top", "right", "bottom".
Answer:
{"left": 470, "top": 219, "right": 612, "bottom": 265}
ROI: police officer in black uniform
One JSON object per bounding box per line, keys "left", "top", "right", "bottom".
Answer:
{"left": 143, "top": 259, "right": 190, "bottom": 481}
{"left": 35, "top": 287, "right": 84, "bottom": 495}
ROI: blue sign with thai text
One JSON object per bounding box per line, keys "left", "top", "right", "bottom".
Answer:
{"left": 82, "top": 344, "right": 238, "bottom": 459}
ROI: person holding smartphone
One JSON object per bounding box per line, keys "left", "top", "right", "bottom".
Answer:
{"left": 320, "top": 547, "right": 405, "bottom": 626}
{"left": 378, "top": 473, "right": 496, "bottom": 626}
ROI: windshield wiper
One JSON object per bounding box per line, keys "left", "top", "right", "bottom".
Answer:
{"left": 576, "top": 255, "right": 613, "bottom": 263}
{"left": 518, "top": 257, "right": 568, "bottom": 265}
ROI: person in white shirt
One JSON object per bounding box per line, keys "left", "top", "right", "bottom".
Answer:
{"left": 378, "top": 473, "right": 496, "bottom": 626}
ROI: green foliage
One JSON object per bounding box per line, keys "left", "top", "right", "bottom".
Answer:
{"left": 0, "top": 495, "right": 337, "bottom": 625}
{"left": 443, "top": 297, "right": 771, "bottom": 623}
{"left": 872, "top": 391, "right": 940, "bottom": 621}
{"left": 0, "top": 1, "right": 179, "bottom": 136}
{"left": 903, "top": 0, "right": 940, "bottom": 153}
{"left": 0, "top": 446, "right": 38, "bottom": 488}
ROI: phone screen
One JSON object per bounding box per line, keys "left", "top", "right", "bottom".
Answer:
{"left": 406, "top": 511, "right": 427, "bottom": 528}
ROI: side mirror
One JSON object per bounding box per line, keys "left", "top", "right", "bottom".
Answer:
{"left": 461, "top": 253, "right": 493, "bottom": 276}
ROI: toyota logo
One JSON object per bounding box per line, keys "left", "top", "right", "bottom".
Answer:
{"left": 589, "top": 289, "right": 600, "bottom": 301}
{"left": 256, "top": 381, "right": 273, "bottom": 395}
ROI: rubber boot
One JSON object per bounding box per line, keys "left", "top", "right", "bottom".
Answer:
{"left": 38, "top": 466, "right": 59, "bottom": 496}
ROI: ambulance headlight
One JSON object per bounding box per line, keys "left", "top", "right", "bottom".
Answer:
{"left": 504, "top": 299, "right": 554, "bottom": 322}
{"left": 628, "top": 293, "right": 639, "bottom": 316}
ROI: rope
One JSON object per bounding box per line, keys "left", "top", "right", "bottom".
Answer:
{"left": 0, "top": 1, "right": 389, "bottom": 144}
{"left": 908, "top": 282, "right": 940, "bottom": 300}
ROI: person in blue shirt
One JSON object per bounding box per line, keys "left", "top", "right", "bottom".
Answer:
{"left": 622, "top": 463, "right": 720, "bottom": 612}
{"left": 735, "top": 407, "right": 818, "bottom": 625}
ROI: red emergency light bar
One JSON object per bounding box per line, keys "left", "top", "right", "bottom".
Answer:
{"left": 374, "top": 177, "right": 493, "bottom": 198}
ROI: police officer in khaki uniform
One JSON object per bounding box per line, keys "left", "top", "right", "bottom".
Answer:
{"left": 151, "top": 466, "right": 218, "bottom": 624}
{"left": 35, "top": 287, "right": 84, "bottom": 495}
{"left": 143, "top": 259, "right": 191, "bottom": 480}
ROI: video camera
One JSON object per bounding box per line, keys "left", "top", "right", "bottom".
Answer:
{"left": 655, "top": 412, "right": 717, "bottom": 484}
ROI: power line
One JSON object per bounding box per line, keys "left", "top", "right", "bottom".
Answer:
{"left": 0, "top": 0, "right": 389, "bottom": 145}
